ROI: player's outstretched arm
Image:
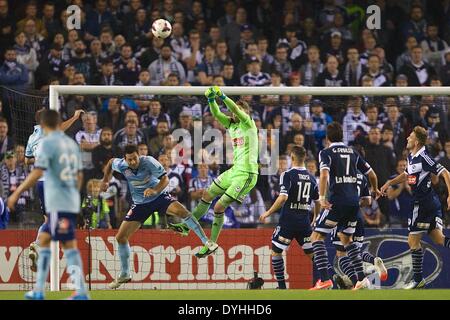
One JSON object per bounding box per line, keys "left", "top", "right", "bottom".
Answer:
{"left": 212, "top": 86, "right": 250, "bottom": 124}
{"left": 380, "top": 172, "right": 407, "bottom": 195}
{"left": 259, "top": 194, "right": 288, "bottom": 223}
{"left": 61, "top": 109, "right": 85, "bottom": 131}
{"left": 205, "top": 87, "right": 231, "bottom": 128}
{"left": 7, "top": 168, "right": 43, "bottom": 211}
{"left": 101, "top": 158, "right": 115, "bottom": 191}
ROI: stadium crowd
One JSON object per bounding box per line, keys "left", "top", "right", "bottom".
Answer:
{"left": 0, "top": 0, "right": 449, "bottom": 230}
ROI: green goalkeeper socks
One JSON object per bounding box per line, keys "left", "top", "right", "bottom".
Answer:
{"left": 192, "top": 199, "right": 212, "bottom": 221}
{"left": 210, "top": 213, "right": 224, "bottom": 243}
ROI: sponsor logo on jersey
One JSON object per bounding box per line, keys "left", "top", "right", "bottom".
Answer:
{"left": 407, "top": 175, "right": 417, "bottom": 185}
{"left": 232, "top": 137, "right": 244, "bottom": 147}
{"left": 124, "top": 169, "right": 133, "bottom": 177}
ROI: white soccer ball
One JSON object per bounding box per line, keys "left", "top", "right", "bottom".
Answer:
{"left": 151, "top": 19, "right": 172, "bottom": 39}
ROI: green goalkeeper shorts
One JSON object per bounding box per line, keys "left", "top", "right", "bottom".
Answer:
{"left": 211, "top": 168, "right": 258, "bottom": 204}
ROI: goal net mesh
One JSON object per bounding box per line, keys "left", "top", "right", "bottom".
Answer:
{"left": 3, "top": 86, "right": 450, "bottom": 290}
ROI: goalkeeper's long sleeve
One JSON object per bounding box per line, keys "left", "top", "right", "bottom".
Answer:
{"left": 208, "top": 99, "right": 231, "bottom": 128}
{"left": 222, "top": 96, "right": 250, "bottom": 125}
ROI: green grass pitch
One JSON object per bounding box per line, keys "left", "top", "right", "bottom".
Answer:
{"left": 1, "top": 289, "right": 450, "bottom": 300}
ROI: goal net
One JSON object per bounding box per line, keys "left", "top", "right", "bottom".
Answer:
{"left": 2, "top": 85, "right": 450, "bottom": 291}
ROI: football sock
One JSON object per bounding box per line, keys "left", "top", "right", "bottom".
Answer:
{"left": 210, "top": 212, "right": 224, "bottom": 243}
{"left": 65, "top": 248, "right": 87, "bottom": 295}
{"left": 345, "top": 242, "right": 365, "bottom": 281}
{"left": 35, "top": 248, "right": 51, "bottom": 293}
{"left": 338, "top": 256, "right": 357, "bottom": 285}
{"left": 192, "top": 199, "right": 212, "bottom": 221}
{"left": 361, "top": 251, "right": 375, "bottom": 265}
{"left": 411, "top": 248, "right": 424, "bottom": 282}
{"left": 183, "top": 214, "right": 208, "bottom": 244}
{"left": 118, "top": 243, "right": 131, "bottom": 277}
{"left": 327, "top": 262, "right": 336, "bottom": 277}
{"left": 271, "top": 255, "right": 286, "bottom": 289}
{"left": 312, "top": 241, "right": 330, "bottom": 281}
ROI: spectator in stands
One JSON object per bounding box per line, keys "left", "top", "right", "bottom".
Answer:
{"left": 314, "top": 55, "right": 346, "bottom": 87}
{"left": 22, "top": 18, "right": 46, "bottom": 60}
{"left": 14, "top": 144, "right": 26, "bottom": 172}
{"left": 300, "top": 45, "right": 323, "bottom": 86}
{"left": 42, "top": 2, "right": 58, "bottom": 40}
{"left": 271, "top": 45, "right": 292, "bottom": 82}
{"left": 126, "top": 8, "right": 151, "bottom": 52}
{"left": 137, "top": 142, "right": 148, "bottom": 156}
{"left": 85, "top": 0, "right": 116, "bottom": 40}
{"left": 113, "top": 120, "right": 147, "bottom": 153}
{"left": 342, "top": 96, "right": 367, "bottom": 145}
{"left": 14, "top": 31, "right": 38, "bottom": 86}
{"left": 237, "top": 42, "right": 270, "bottom": 77}
{"left": 98, "top": 96, "right": 126, "bottom": 133}
{"left": 344, "top": 47, "right": 366, "bottom": 86}
{"left": 240, "top": 57, "right": 271, "bottom": 86}
{"left": 222, "top": 7, "right": 251, "bottom": 61}
{"left": 232, "top": 188, "right": 266, "bottom": 227}
{"left": 170, "top": 22, "right": 188, "bottom": 61}
{"left": 1, "top": 151, "right": 29, "bottom": 219}
{"left": 222, "top": 62, "right": 239, "bottom": 86}
{"left": 361, "top": 197, "right": 384, "bottom": 227}
{"left": 189, "top": 162, "right": 214, "bottom": 210}
{"left": 321, "top": 31, "right": 346, "bottom": 65}
{"left": 70, "top": 39, "right": 98, "bottom": 84}
{"left": 401, "top": 5, "right": 427, "bottom": 43}
{"left": 440, "top": 50, "right": 450, "bottom": 86}
{"left": 197, "top": 43, "right": 222, "bottom": 85}
{"left": 284, "top": 113, "right": 317, "bottom": 156}
{"left": 149, "top": 43, "right": 186, "bottom": 85}
{"left": 420, "top": 23, "right": 448, "bottom": 71}
{"left": 365, "top": 54, "right": 391, "bottom": 87}
{"left": 114, "top": 43, "right": 141, "bottom": 85}
{"left": 310, "top": 99, "right": 332, "bottom": 150}
{"left": 0, "top": 0, "right": 14, "bottom": 57}
{"left": 215, "top": 39, "right": 231, "bottom": 66}
{"left": 158, "top": 153, "right": 183, "bottom": 201}
{"left": 383, "top": 104, "right": 407, "bottom": 157}
{"left": 140, "top": 99, "right": 171, "bottom": 134}
{"left": 82, "top": 179, "right": 112, "bottom": 229}
{"left": 0, "top": 47, "right": 29, "bottom": 87}
{"left": 148, "top": 121, "right": 170, "bottom": 156}
{"left": 75, "top": 112, "right": 102, "bottom": 183}
{"left": 396, "top": 36, "right": 418, "bottom": 71}
{"left": 277, "top": 25, "right": 307, "bottom": 70}
{"left": 387, "top": 159, "right": 413, "bottom": 226}
{"left": 359, "top": 35, "right": 377, "bottom": 66}
{"left": 35, "top": 44, "right": 64, "bottom": 89}
{"left": 92, "top": 127, "right": 115, "bottom": 178}
{"left": 0, "top": 117, "right": 14, "bottom": 160}
{"left": 398, "top": 46, "right": 436, "bottom": 86}
{"left": 257, "top": 36, "right": 274, "bottom": 66}
{"left": 16, "top": 2, "right": 45, "bottom": 38}
{"left": 96, "top": 57, "right": 122, "bottom": 86}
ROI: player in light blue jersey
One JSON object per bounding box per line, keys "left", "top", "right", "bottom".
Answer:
{"left": 8, "top": 110, "right": 89, "bottom": 300}
{"left": 25, "top": 108, "right": 84, "bottom": 272}
{"left": 102, "top": 145, "right": 218, "bottom": 289}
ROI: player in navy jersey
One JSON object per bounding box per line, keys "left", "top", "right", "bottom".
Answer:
{"left": 381, "top": 126, "right": 450, "bottom": 289}
{"left": 8, "top": 110, "right": 88, "bottom": 300}
{"left": 102, "top": 145, "right": 218, "bottom": 289}
{"left": 259, "top": 146, "right": 320, "bottom": 289}
{"left": 310, "top": 122, "right": 381, "bottom": 290}
{"left": 330, "top": 172, "right": 387, "bottom": 289}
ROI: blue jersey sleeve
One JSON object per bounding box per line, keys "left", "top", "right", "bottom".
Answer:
{"left": 34, "top": 141, "right": 50, "bottom": 170}
{"left": 356, "top": 152, "right": 372, "bottom": 175}
{"left": 279, "top": 171, "right": 291, "bottom": 196}
{"left": 146, "top": 156, "right": 166, "bottom": 179}
{"left": 421, "top": 153, "right": 445, "bottom": 176}
{"left": 319, "top": 150, "right": 331, "bottom": 171}
{"left": 25, "top": 138, "right": 34, "bottom": 158}
{"left": 111, "top": 158, "right": 124, "bottom": 173}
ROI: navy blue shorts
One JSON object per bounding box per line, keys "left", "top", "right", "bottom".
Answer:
{"left": 37, "top": 180, "right": 46, "bottom": 216}
{"left": 331, "top": 213, "right": 365, "bottom": 252}
{"left": 125, "top": 192, "right": 175, "bottom": 224}
{"left": 272, "top": 217, "right": 313, "bottom": 254}
{"left": 41, "top": 212, "right": 77, "bottom": 242}
{"left": 409, "top": 195, "right": 443, "bottom": 234}
{"left": 314, "top": 204, "right": 359, "bottom": 236}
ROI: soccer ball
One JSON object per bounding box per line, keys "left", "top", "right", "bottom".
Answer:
{"left": 151, "top": 19, "right": 172, "bottom": 39}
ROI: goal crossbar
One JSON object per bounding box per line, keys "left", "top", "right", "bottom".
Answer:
{"left": 46, "top": 84, "right": 450, "bottom": 291}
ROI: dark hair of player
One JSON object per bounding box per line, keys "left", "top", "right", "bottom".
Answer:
{"left": 124, "top": 144, "right": 138, "bottom": 155}
{"left": 41, "top": 110, "right": 61, "bottom": 129}
{"left": 291, "top": 145, "right": 306, "bottom": 161}
{"left": 326, "top": 122, "right": 343, "bottom": 143}
{"left": 413, "top": 126, "right": 427, "bottom": 146}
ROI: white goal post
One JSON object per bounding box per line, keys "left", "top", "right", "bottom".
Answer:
{"left": 47, "top": 85, "right": 449, "bottom": 291}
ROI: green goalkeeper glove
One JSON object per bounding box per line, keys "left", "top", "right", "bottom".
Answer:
{"left": 204, "top": 87, "right": 216, "bottom": 102}
{"left": 212, "top": 86, "right": 226, "bottom": 100}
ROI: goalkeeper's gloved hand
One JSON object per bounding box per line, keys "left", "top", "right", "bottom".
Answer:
{"left": 212, "top": 86, "right": 226, "bottom": 100}
{"left": 204, "top": 87, "right": 216, "bottom": 102}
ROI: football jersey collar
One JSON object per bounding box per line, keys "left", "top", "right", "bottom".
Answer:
{"left": 292, "top": 166, "right": 307, "bottom": 170}
{"left": 411, "top": 146, "right": 425, "bottom": 159}
{"left": 329, "top": 142, "right": 346, "bottom": 148}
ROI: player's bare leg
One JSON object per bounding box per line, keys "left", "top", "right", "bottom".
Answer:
{"left": 60, "top": 239, "right": 89, "bottom": 300}
{"left": 404, "top": 233, "right": 426, "bottom": 289}
{"left": 166, "top": 201, "right": 218, "bottom": 258}
{"left": 109, "top": 221, "right": 141, "bottom": 289}
{"left": 24, "top": 232, "right": 51, "bottom": 300}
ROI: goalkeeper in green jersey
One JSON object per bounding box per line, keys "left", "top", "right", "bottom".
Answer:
{"left": 170, "top": 86, "right": 259, "bottom": 258}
